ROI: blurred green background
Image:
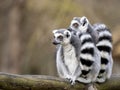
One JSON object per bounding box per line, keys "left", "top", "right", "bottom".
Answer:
{"left": 0, "top": 0, "right": 120, "bottom": 76}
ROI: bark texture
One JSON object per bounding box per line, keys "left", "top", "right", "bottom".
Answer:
{"left": 0, "top": 72, "right": 119, "bottom": 90}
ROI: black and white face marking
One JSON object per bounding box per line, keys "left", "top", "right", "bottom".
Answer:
{"left": 70, "top": 17, "right": 81, "bottom": 30}
{"left": 52, "top": 29, "right": 71, "bottom": 45}
{"left": 70, "top": 16, "right": 89, "bottom": 33}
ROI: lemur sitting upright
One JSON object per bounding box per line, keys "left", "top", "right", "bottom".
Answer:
{"left": 52, "top": 29, "right": 81, "bottom": 85}
{"left": 69, "top": 16, "right": 113, "bottom": 83}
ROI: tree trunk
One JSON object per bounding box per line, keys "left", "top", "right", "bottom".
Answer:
{"left": 0, "top": 73, "right": 119, "bottom": 90}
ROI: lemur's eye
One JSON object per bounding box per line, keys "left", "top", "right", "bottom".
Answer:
{"left": 73, "top": 23, "right": 79, "bottom": 28}
{"left": 57, "top": 36, "right": 63, "bottom": 41}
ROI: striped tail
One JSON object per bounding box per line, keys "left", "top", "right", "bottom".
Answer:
{"left": 79, "top": 33, "right": 95, "bottom": 78}
{"left": 93, "top": 23, "right": 112, "bottom": 78}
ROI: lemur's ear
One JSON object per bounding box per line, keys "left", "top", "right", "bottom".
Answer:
{"left": 52, "top": 30, "right": 58, "bottom": 34}
{"left": 64, "top": 30, "right": 71, "bottom": 38}
{"left": 80, "top": 16, "right": 89, "bottom": 26}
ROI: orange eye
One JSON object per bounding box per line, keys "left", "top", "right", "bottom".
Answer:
{"left": 73, "top": 23, "right": 79, "bottom": 28}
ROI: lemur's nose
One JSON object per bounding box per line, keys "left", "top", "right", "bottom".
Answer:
{"left": 52, "top": 41, "right": 59, "bottom": 45}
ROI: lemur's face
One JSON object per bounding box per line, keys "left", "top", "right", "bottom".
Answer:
{"left": 52, "top": 29, "right": 71, "bottom": 45}
{"left": 70, "top": 17, "right": 81, "bottom": 30}
{"left": 70, "top": 16, "right": 89, "bottom": 33}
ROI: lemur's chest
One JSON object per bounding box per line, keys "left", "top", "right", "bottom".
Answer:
{"left": 63, "top": 44, "right": 78, "bottom": 73}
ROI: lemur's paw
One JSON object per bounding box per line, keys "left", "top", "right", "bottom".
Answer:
{"left": 65, "top": 75, "right": 71, "bottom": 80}
{"left": 96, "top": 78, "right": 106, "bottom": 83}
{"left": 70, "top": 80, "right": 76, "bottom": 85}
{"left": 70, "top": 77, "right": 76, "bottom": 85}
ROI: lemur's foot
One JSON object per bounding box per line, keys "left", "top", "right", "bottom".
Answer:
{"left": 96, "top": 78, "right": 106, "bottom": 83}
{"left": 69, "top": 77, "right": 76, "bottom": 85}
{"left": 65, "top": 75, "right": 71, "bottom": 80}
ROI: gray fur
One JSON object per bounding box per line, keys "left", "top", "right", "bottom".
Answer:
{"left": 93, "top": 23, "right": 113, "bottom": 83}
{"left": 69, "top": 17, "right": 99, "bottom": 44}
{"left": 87, "top": 24, "right": 99, "bottom": 44}
{"left": 52, "top": 29, "right": 81, "bottom": 85}
{"left": 70, "top": 34, "right": 81, "bottom": 57}
{"left": 77, "top": 32, "right": 101, "bottom": 83}
{"left": 69, "top": 16, "right": 113, "bottom": 83}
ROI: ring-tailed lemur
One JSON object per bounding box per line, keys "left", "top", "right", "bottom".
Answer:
{"left": 69, "top": 16, "right": 99, "bottom": 44}
{"left": 69, "top": 16, "right": 113, "bottom": 83}
{"left": 52, "top": 29, "right": 81, "bottom": 85}
{"left": 76, "top": 31, "right": 101, "bottom": 83}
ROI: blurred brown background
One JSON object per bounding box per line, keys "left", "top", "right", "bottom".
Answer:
{"left": 0, "top": 0, "right": 120, "bottom": 76}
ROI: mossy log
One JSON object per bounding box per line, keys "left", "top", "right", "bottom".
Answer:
{"left": 0, "top": 72, "right": 120, "bottom": 90}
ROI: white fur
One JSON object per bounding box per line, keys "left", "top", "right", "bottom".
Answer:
{"left": 97, "top": 54, "right": 113, "bottom": 83}
{"left": 96, "top": 77, "right": 106, "bottom": 83}
{"left": 79, "top": 16, "right": 89, "bottom": 32}
{"left": 94, "top": 24, "right": 106, "bottom": 31}
{"left": 77, "top": 77, "right": 92, "bottom": 83}
{"left": 106, "top": 54, "right": 113, "bottom": 79}
{"left": 63, "top": 44, "right": 79, "bottom": 75}
{"left": 53, "top": 29, "right": 82, "bottom": 85}
{"left": 56, "top": 45, "right": 70, "bottom": 78}
{"left": 54, "top": 33, "right": 63, "bottom": 37}
{"left": 81, "top": 43, "right": 94, "bottom": 50}
{"left": 97, "top": 40, "right": 112, "bottom": 49}
{"left": 82, "top": 65, "right": 93, "bottom": 71}
{"left": 70, "top": 20, "right": 80, "bottom": 26}
{"left": 96, "top": 28, "right": 113, "bottom": 83}
{"left": 99, "top": 31, "right": 112, "bottom": 37}
{"left": 80, "top": 16, "right": 89, "bottom": 24}
{"left": 70, "top": 16, "right": 113, "bottom": 83}
{"left": 80, "top": 53, "right": 94, "bottom": 61}
{"left": 79, "top": 25, "right": 87, "bottom": 32}
{"left": 80, "top": 34, "right": 91, "bottom": 41}
{"left": 101, "top": 64, "right": 107, "bottom": 69}
{"left": 70, "top": 19, "right": 80, "bottom": 30}
{"left": 100, "top": 51, "right": 109, "bottom": 59}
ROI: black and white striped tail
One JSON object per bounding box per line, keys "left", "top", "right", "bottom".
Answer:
{"left": 93, "top": 23, "right": 112, "bottom": 78}
{"left": 79, "top": 33, "right": 95, "bottom": 78}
